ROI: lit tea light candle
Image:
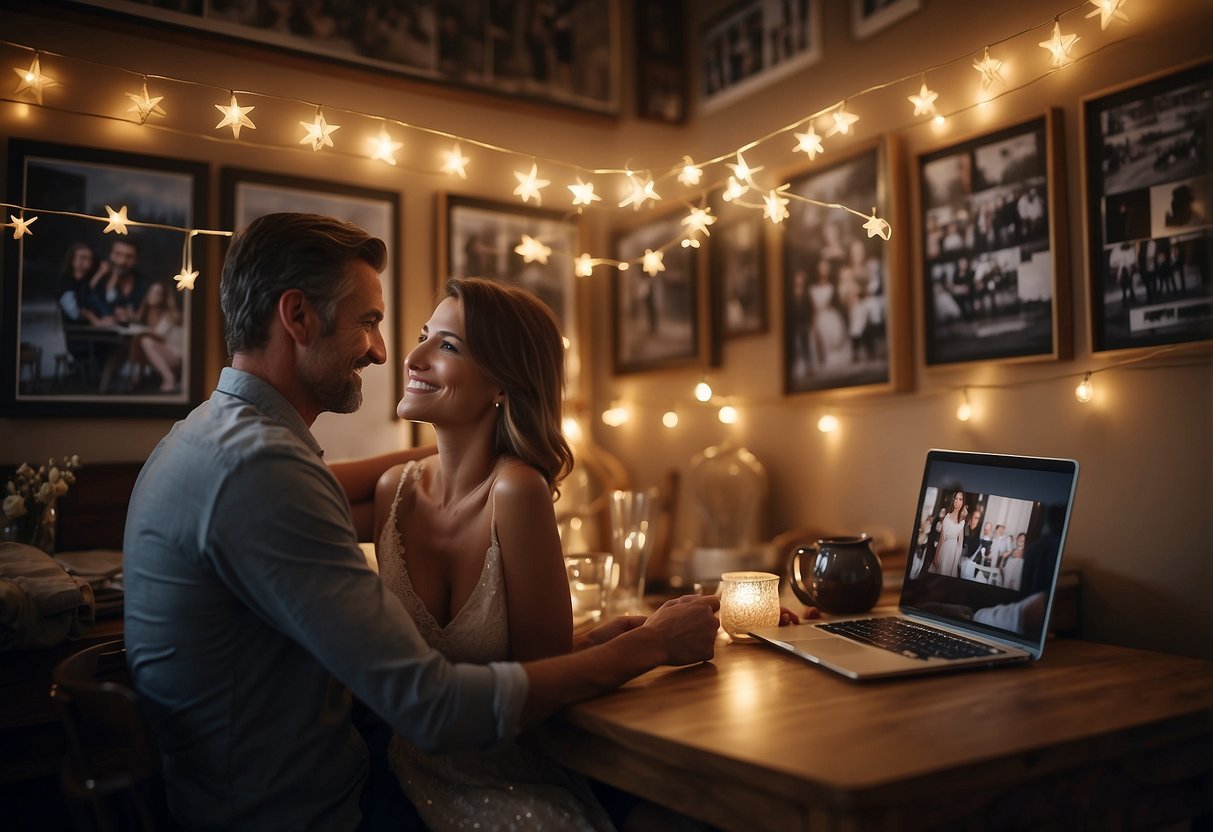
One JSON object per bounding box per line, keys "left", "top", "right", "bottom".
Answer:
{"left": 719, "top": 571, "right": 781, "bottom": 639}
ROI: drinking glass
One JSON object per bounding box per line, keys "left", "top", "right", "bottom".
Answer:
{"left": 608, "top": 488, "right": 659, "bottom": 613}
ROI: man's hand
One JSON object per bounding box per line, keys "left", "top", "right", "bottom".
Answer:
{"left": 640, "top": 594, "right": 721, "bottom": 666}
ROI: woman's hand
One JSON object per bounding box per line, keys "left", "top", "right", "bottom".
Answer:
{"left": 577, "top": 615, "right": 647, "bottom": 649}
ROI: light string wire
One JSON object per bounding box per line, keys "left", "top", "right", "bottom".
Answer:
{"left": 0, "top": 0, "right": 1126, "bottom": 268}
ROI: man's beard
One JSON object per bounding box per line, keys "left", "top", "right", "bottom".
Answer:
{"left": 299, "top": 349, "right": 363, "bottom": 414}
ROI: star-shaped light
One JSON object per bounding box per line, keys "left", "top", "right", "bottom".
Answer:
{"left": 973, "top": 48, "right": 1005, "bottom": 90}
{"left": 103, "top": 205, "right": 131, "bottom": 235}
{"left": 568, "top": 178, "right": 601, "bottom": 206}
{"left": 727, "top": 152, "right": 763, "bottom": 185}
{"left": 721, "top": 176, "right": 749, "bottom": 202}
{"left": 8, "top": 214, "right": 37, "bottom": 239}
{"left": 678, "top": 157, "right": 703, "bottom": 187}
{"left": 1039, "top": 22, "right": 1079, "bottom": 68}
{"left": 215, "top": 94, "right": 256, "bottom": 139}
{"left": 174, "top": 269, "right": 199, "bottom": 291}
{"left": 763, "top": 186, "right": 790, "bottom": 225}
{"left": 125, "top": 79, "right": 166, "bottom": 124}
{"left": 370, "top": 128, "right": 402, "bottom": 165}
{"left": 793, "top": 126, "right": 824, "bottom": 160}
{"left": 514, "top": 234, "right": 552, "bottom": 264}
{"left": 682, "top": 206, "right": 716, "bottom": 239}
{"left": 513, "top": 163, "right": 550, "bottom": 205}
{"left": 441, "top": 143, "right": 469, "bottom": 179}
{"left": 574, "top": 254, "right": 595, "bottom": 278}
{"left": 1086, "top": 0, "right": 1129, "bottom": 30}
{"left": 908, "top": 82, "right": 939, "bottom": 117}
{"left": 300, "top": 110, "right": 340, "bottom": 151}
{"left": 641, "top": 249, "right": 665, "bottom": 277}
{"left": 619, "top": 174, "right": 660, "bottom": 210}
{"left": 863, "top": 209, "right": 891, "bottom": 241}
{"left": 12, "top": 55, "right": 57, "bottom": 105}
{"left": 829, "top": 105, "right": 859, "bottom": 136}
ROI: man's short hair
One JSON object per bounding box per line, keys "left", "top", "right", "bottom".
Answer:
{"left": 220, "top": 213, "right": 386, "bottom": 356}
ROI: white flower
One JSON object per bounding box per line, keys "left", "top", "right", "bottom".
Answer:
{"left": 3, "top": 494, "right": 26, "bottom": 520}
{"left": 16, "top": 463, "right": 33, "bottom": 479}
{"left": 49, "top": 467, "right": 60, "bottom": 484}
{"left": 35, "top": 482, "right": 54, "bottom": 504}
{"left": 53, "top": 480, "right": 69, "bottom": 497}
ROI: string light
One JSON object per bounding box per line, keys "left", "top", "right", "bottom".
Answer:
{"left": 574, "top": 254, "right": 595, "bottom": 278}
{"left": 762, "top": 185, "right": 791, "bottom": 224}
{"left": 662, "top": 410, "right": 679, "bottom": 429}
{"left": 817, "top": 413, "right": 840, "bottom": 433}
{"left": 863, "top": 209, "right": 892, "bottom": 241}
{"left": 694, "top": 380, "right": 713, "bottom": 402}
{"left": 640, "top": 249, "right": 665, "bottom": 277}
{"left": 619, "top": 173, "right": 660, "bottom": 210}
{"left": 677, "top": 157, "right": 703, "bottom": 186}
{"left": 727, "top": 151, "right": 763, "bottom": 185}
{"left": 956, "top": 388, "right": 973, "bottom": 422}
{"left": 568, "top": 178, "right": 601, "bottom": 206}
{"left": 1039, "top": 20, "right": 1080, "bottom": 67}
{"left": 441, "top": 143, "right": 469, "bottom": 179}
{"left": 793, "top": 125, "right": 825, "bottom": 160}
{"left": 7, "top": 213, "right": 36, "bottom": 239}
{"left": 125, "top": 77, "right": 166, "bottom": 123}
{"left": 512, "top": 162, "right": 549, "bottom": 204}
{"left": 562, "top": 415, "right": 583, "bottom": 443}
{"left": 973, "top": 47, "right": 1006, "bottom": 89}
{"left": 601, "top": 401, "right": 630, "bottom": 427}
{"left": 102, "top": 205, "right": 130, "bottom": 235}
{"left": 908, "top": 80, "right": 939, "bottom": 117}
{"left": 718, "top": 405, "right": 739, "bottom": 425}
{"left": 682, "top": 206, "right": 716, "bottom": 241}
{"left": 12, "top": 53, "right": 56, "bottom": 105}
{"left": 299, "top": 107, "right": 340, "bottom": 151}
{"left": 369, "top": 125, "right": 402, "bottom": 165}
{"left": 1086, "top": 0, "right": 1129, "bottom": 30}
{"left": 214, "top": 93, "right": 255, "bottom": 139}
{"left": 513, "top": 234, "right": 551, "bottom": 264}
{"left": 1075, "top": 371, "right": 1094, "bottom": 403}
{"left": 828, "top": 102, "right": 859, "bottom": 136}
{"left": 721, "top": 176, "right": 748, "bottom": 202}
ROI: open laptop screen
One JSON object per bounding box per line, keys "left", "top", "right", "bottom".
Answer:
{"left": 899, "top": 450, "right": 1079, "bottom": 654}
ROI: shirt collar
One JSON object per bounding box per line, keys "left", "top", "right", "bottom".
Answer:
{"left": 216, "top": 367, "right": 325, "bottom": 458}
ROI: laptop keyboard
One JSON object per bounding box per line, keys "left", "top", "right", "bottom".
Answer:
{"left": 818, "top": 617, "right": 1007, "bottom": 661}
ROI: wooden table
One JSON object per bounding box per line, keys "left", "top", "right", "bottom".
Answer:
{"left": 529, "top": 632, "right": 1213, "bottom": 830}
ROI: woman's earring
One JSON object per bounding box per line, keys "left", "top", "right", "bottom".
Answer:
{"left": 494, "top": 401, "right": 502, "bottom": 410}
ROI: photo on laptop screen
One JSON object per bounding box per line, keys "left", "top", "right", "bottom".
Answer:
{"left": 899, "top": 452, "right": 1077, "bottom": 652}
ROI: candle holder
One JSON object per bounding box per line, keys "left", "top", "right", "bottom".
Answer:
{"left": 719, "top": 571, "right": 781, "bottom": 640}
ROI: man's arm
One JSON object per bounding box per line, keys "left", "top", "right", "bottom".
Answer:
{"left": 518, "top": 595, "right": 720, "bottom": 728}
{"left": 328, "top": 446, "right": 435, "bottom": 540}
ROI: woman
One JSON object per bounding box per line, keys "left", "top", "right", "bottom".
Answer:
{"left": 960, "top": 505, "right": 985, "bottom": 580}
{"left": 127, "top": 280, "right": 183, "bottom": 392}
{"left": 1001, "top": 533, "right": 1027, "bottom": 591}
{"left": 56, "top": 242, "right": 102, "bottom": 325}
{"left": 372, "top": 277, "right": 613, "bottom": 831}
{"left": 931, "top": 491, "right": 967, "bottom": 579}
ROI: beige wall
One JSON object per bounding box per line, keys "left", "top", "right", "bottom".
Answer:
{"left": 1, "top": 1, "right": 1210, "bottom": 658}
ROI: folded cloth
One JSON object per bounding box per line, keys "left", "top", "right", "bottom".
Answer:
{"left": 0, "top": 542, "right": 96, "bottom": 650}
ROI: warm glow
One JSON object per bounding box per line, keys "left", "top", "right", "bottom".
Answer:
{"left": 718, "top": 405, "right": 738, "bottom": 424}
{"left": 619, "top": 174, "right": 660, "bottom": 209}
{"left": 694, "top": 381, "right": 713, "bottom": 402}
{"left": 641, "top": 249, "right": 665, "bottom": 276}
{"left": 369, "top": 128, "right": 402, "bottom": 165}
{"left": 677, "top": 156, "right": 703, "bottom": 186}
{"left": 1039, "top": 21, "right": 1079, "bottom": 68}
{"left": 793, "top": 126, "right": 824, "bottom": 160}
{"left": 568, "top": 178, "right": 601, "bottom": 207}
{"left": 721, "top": 177, "right": 748, "bottom": 202}
{"left": 214, "top": 94, "right": 256, "bottom": 139}
{"left": 7, "top": 214, "right": 37, "bottom": 239}
{"left": 763, "top": 187, "right": 790, "bottom": 224}
{"left": 125, "top": 79, "right": 166, "bottom": 123}
{"left": 957, "top": 389, "right": 973, "bottom": 422}
{"left": 601, "top": 403, "right": 630, "bottom": 427}
{"left": 1087, "top": 0, "right": 1130, "bottom": 30}
{"left": 103, "top": 205, "right": 131, "bottom": 235}
{"left": 828, "top": 104, "right": 859, "bottom": 136}
{"left": 299, "top": 110, "right": 340, "bottom": 151}
{"left": 441, "top": 143, "right": 469, "bottom": 179}
{"left": 973, "top": 48, "right": 1006, "bottom": 90}
{"left": 719, "top": 571, "right": 781, "bottom": 639}
{"left": 513, "top": 163, "right": 550, "bottom": 204}
{"left": 662, "top": 411, "right": 679, "bottom": 429}
{"left": 574, "top": 254, "right": 594, "bottom": 278}
{"left": 562, "top": 416, "right": 583, "bottom": 443}
{"left": 909, "top": 81, "right": 939, "bottom": 117}
{"left": 727, "top": 151, "right": 763, "bottom": 184}
{"left": 514, "top": 234, "right": 551, "bottom": 264}
{"left": 1075, "top": 372, "right": 1094, "bottom": 403}
{"left": 817, "top": 413, "right": 839, "bottom": 433}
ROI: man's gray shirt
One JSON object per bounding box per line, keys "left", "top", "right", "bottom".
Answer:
{"left": 124, "top": 368, "right": 527, "bottom": 830}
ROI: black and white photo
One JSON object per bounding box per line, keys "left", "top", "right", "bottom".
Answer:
{"left": 2, "top": 140, "right": 207, "bottom": 417}
{"left": 918, "top": 112, "right": 1069, "bottom": 366}
{"left": 783, "top": 145, "right": 896, "bottom": 393}
{"left": 710, "top": 214, "right": 767, "bottom": 342}
{"left": 1083, "top": 60, "right": 1212, "bottom": 353}
{"left": 613, "top": 211, "right": 705, "bottom": 373}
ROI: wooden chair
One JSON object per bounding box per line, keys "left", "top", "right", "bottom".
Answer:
{"left": 50, "top": 640, "right": 171, "bottom": 831}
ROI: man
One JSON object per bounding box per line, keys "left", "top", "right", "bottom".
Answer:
{"left": 123, "top": 213, "right": 720, "bottom": 830}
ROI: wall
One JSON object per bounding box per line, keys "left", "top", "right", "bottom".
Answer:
{"left": 1, "top": 1, "right": 1210, "bottom": 659}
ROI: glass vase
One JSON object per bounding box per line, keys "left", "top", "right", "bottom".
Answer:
{"left": 29, "top": 501, "right": 57, "bottom": 554}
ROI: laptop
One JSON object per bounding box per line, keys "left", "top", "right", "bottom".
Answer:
{"left": 749, "top": 449, "right": 1079, "bottom": 680}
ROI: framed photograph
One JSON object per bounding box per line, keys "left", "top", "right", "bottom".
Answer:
{"left": 440, "top": 194, "right": 583, "bottom": 399}
{"left": 220, "top": 168, "right": 402, "bottom": 422}
{"left": 851, "top": 0, "right": 921, "bottom": 41}
{"left": 917, "top": 110, "right": 1071, "bottom": 367}
{"left": 710, "top": 213, "right": 767, "bottom": 341}
{"left": 783, "top": 139, "right": 910, "bottom": 395}
{"left": 1082, "top": 59, "right": 1213, "bottom": 353}
{"left": 699, "top": 0, "right": 821, "bottom": 115}
{"left": 68, "top": 0, "right": 621, "bottom": 116}
{"left": 1, "top": 139, "right": 207, "bottom": 418}
{"left": 612, "top": 209, "right": 708, "bottom": 374}
{"left": 636, "top": 0, "right": 688, "bottom": 124}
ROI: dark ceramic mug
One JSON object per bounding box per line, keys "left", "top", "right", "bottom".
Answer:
{"left": 786, "top": 535, "right": 883, "bottom": 615}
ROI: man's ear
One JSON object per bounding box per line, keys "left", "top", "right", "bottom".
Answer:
{"left": 278, "top": 288, "right": 317, "bottom": 346}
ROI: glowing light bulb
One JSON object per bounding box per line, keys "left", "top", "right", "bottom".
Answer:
{"left": 574, "top": 254, "right": 594, "bottom": 278}
{"left": 214, "top": 93, "right": 255, "bottom": 139}
{"left": 441, "top": 143, "right": 469, "bottom": 179}
{"left": 1086, "top": 0, "right": 1129, "bottom": 31}
{"left": 1039, "top": 21, "right": 1079, "bottom": 68}
{"left": 103, "top": 205, "right": 131, "bottom": 235}
{"left": 662, "top": 411, "right": 679, "bottom": 429}
{"left": 601, "top": 403, "right": 630, "bottom": 427}
{"left": 793, "top": 126, "right": 824, "bottom": 160}
{"left": 933, "top": 114, "right": 946, "bottom": 127}
{"left": 817, "top": 413, "right": 839, "bottom": 433}
{"left": 694, "top": 381, "right": 712, "bottom": 402}
{"left": 513, "top": 163, "right": 550, "bottom": 205}
{"left": 1075, "top": 372, "right": 1094, "bottom": 403}
{"left": 677, "top": 156, "right": 703, "bottom": 186}
{"left": 956, "top": 389, "right": 972, "bottom": 422}
{"left": 909, "top": 81, "right": 939, "bottom": 117}
{"left": 718, "top": 405, "right": 738, "bottom": 424}
{"left": 763, "top": 186, "right": 790, "bottom": 224}
{"left": 370, "top": 127, "right": 402, "bottom": 165}
{"left": 562, "top": 416, "right": 583, "bottom": 443}
{"left": 7, "top": 214, "right": 37, "bottom": 239}
{"left": 641, "top": 249, "right": 665, "bottom": 276}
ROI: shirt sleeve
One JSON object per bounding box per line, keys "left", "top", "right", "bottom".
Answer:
{"left": 206, "top": 450, "right": 527, "bottom": 754}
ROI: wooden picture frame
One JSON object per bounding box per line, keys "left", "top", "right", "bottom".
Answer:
{"left": 851, "top": 0, "right": 921, "bottom": 41}
{"left": 699, "top": 0, "right": 821, "bottom": 115}
{"left": 915, "top": 110, "right": 1071, "bottom": 367}
{"left": 612, "top": 209, "right": 708, "bottom": 374}
{"left": 1, "top": 139, "right": 208, "bottom": 418}
{"left": 710, "top": 212, "right": 768, "bottom": 342}
{"left": 68, "top": 0, "right": 622, "bottom": 116}
{"left": 1081, "top": 59, "right": 1213, "bottom": 354}
{"left": 439, "top": 194, "right": 584, "bottom": 400}
{"left": 220, "top": 168, "right": 403, "bottom": 422}
{"left": 782, "top": 138, "right": 911, "bottom": 395}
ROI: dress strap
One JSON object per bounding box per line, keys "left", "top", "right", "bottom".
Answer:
{"left": 387, "top": 460, "right": 424, "bottom": 530}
